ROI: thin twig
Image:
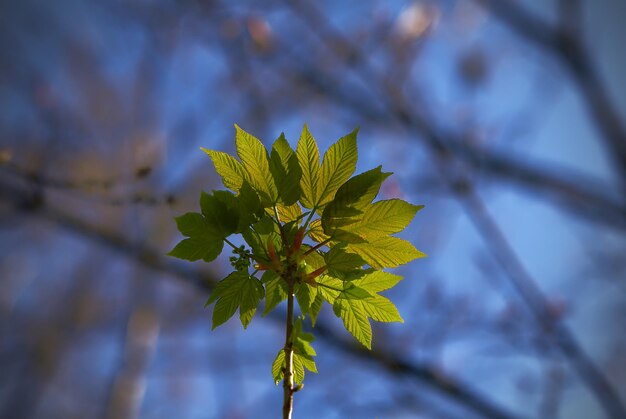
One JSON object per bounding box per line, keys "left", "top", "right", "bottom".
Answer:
{"left": 0, "top": 179, "right": 519, "bottom": 419}
{"left": 282, "top": 277, "right": 295, "bottom": 419}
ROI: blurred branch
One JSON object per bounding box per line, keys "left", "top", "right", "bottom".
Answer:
{"left": 277, "top": 42, "right": 626, "bottom": 232}
{"left": 0, "top": 179, "right": 520, "bottom": 419}
{"left": 0, "top": 164, "right": 176, "bottom": 207}
{"left": 461, "top": 189, "right": 626, "bottom": 419}
{"left": 2, "top": 161, "right": 154, "bottom": 190}
{"left": 283, "top": 1, "right": 626, "bottom": 417}
{"left": 474, "top": 0, "right": 626, "bottom": 195}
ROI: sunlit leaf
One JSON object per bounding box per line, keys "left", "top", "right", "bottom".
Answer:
{"left": 339, "top": 199, "right": 423, "bottom": 240}
{"left": 270, "top": 133, "right": 302, "bottom": 205}
{"left": 324, "top": 245, "right": 365, "bottom": 279}
{"left": 200, "top": 191, "right": 239, "bottom": 237}
{"left": 346, "top": 236, "right": 426, "bottom": 269}
{"left": 235, "top": 124, "right": 278, "bottom": 205}
{"left": 296, "top": 124, "right": 321, "bottom": 209}
{"left": 333, "top": 294, "right": 372, "bottom": 349}
{"left": 169, "top": 211, "right": 224, "bottom": 262}
{"left": 309, "top": 294, "right": 324, "bottom": 327}
{"left": 322, "top": 166, "right": 391, "bottom": 236}
{"left": 317, "top": 129, "right": 358, "bottom": 210}
{"left": 174, "top": 124, "right": 425, "bottom": 386}
{"left": 276, "top": 203, "right": 302, "bottom": 224}
{"left": 351, "top": 270, "right": 403, "bottom": 293}
{"left": 272, "top": 349, "right": 285, "bottom": 385}
{"left": 167, "top": 236, "right": 223, "bottom": 262}
{"left": 333, "top": 285, "right": 403, "bottom": 349}
{"left": 201, "top": 148, "right": 246, "bottom": 192}
{"left": 307, "top": 219, "right": 330, "bottom": 243}
{"left": 209, "top": 272, "right": 264, "bottom": 329}
{"left": 263, "top": 271, "right": 287, "bottom": 316}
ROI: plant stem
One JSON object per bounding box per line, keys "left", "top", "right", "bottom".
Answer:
{"left": 302, "top": 238, "right": 331, "bottom": 256}
{"left": 273, "top": 205, "right": 288, "bottom": 247}
{"left": 302, "top": 206, "right": 317, "bottom": 231}
{"left": 282, "top": 277, "right": 295, "bottom": 419}
{"left": 316, "top": 281, "right": 344, "bottom": 293}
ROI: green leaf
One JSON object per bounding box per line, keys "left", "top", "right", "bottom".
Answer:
{"left": 361, "top": 294, "right": 403, "bottom": 323}
{"left": 296, "top": 124, "right": 321, "bottom": 209}
{"left": 302, "top": 246, "right": 326, "bottom": 270}
{"left": 276, "top": 203, "right": 302, "bottom": 224}
{"left": 295, "top": 283, "right": 317, "bottom": 315}
{"left": 322, "top": 166, "right": 392, "bottom": 236}
{"left": 169, "top": 212, "right": 224, "bottom": 262}
{"left": 209, "top": 272, "right": 264, "bottom": 330}
{"left": 262, "top": 271, "right": 287, "bottom": 316}
{"left": 316, "top": 275, "right": 344, "bottom": 304}
{"left": 235, "top": 124, "right": 278, "bottom": 205}
{"left": 297, "top": 353, "right": 317, "bottom": 374}
{"left": 309, "top": 294, "right": 324, "bottom": 326}
{"left": 317, "top": 128, "right": 358, "bottom": 209}
{"left": 237, "top": 181, "right": 264, "bottom": 231}
{"left": 269, "top": 133, "right": 302, "bottom": 205}
{"left": 174, "top": 212, "right": 219, "bottom": 238}
{"left": 240, "top": 279, "right": 265, "bottom": 328}
{"left": 333, "top": 285, "right": 403, "bottom": 349}
{"left": 242, "top": 215, "right": 281, "bottom": 262}
{"left": 339, "top": 199, "right": 423, "bottom": 240}
{"left": 201, "top": 148, "right": 246, "bottom": 192}
{"left": 333, "top": 294, "right": 372, "bottom": 349}
{"left": 272, "top": 349, "right": 285, "bottom": 385}
{"left": 271, "top": 349, "right": 317, "bottom": 385}
{"left": 351, "top": 270, "right": 403, "bottom": 293}
{"left": 168, "top": 237, "right": 224, "bottom": 262}
{"left": 200, "top": 191, "right": 239, "bottom": 237}
{"left": 293, "top": 355, "right": 305, "bottom": 384}
{"left": 175, "top": 125, "right": 424, "bottom": 371}
{"left": 291, "top": 319, "right": 318, "bottom": 383}
{"left": 324, "top": 245, "right": 366, "bottom": 279}
{"left": 346, "top": 236, "right": 426, "bottom": 269}
{"left": 307, "top": 219, "right": 330, "bottom": 244}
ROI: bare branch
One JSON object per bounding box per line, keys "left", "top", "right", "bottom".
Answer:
{"left": 0, "top": 179, "right": 520, "bottom": 419}
{"left": 474, "top": 0, "right": 626, "bottom": 195}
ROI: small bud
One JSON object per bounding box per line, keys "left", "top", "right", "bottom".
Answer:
{"left": 304, "top": 266, "right": 326, "bottom": 286}
{"left": 291, "top": 227, "right": 306, "bottom": 255}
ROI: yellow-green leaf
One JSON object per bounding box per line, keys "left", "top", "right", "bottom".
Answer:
{"left": 168, "top": 237, "right": 223, "bottom": 262}
{"left": 296, "top": 124, "right": 321, "bottom": 209}
{"left": 209, "top": 272, "right": 264, "bottom": 330}
{"left": 308, "top": 219, "right": 330, "bottom": 243}
{"left": 351, "top": 270, "right": 403, "bottom": 293}
{"left": 317, "top": 129, "right": 358, "bottom": 209}
{"left": 200, "top": 191, "right": 239, "bottom": 238}
{"left": 333, "top": 286, "right": 403, "bottom": 349}
{"left": 346, "top": 236, "right": 426, "bottom": 269}
{"left": 201, "top": 148, "right": 246, "bottom": 192}
{"left": 340, "top": 199, "right": 423, "bottom": 240}
{"left": 309, "top": 294, "right": 324, "bottom": 326}
{"left": 262, "top": 271, "right": 287, "bottom": 316}
{"left": 235, "top": 124, "right": 277, "bottom": 205}
{"left": 272, "top": 349, "right": 285, "bottom": 385}
{"left": 269, "top": 133, "right": 302, "bottom": 205}
{"left": 333, "top": 295, "right": 372, "bottom": 349}
{"left": 324, "top": 245, "right": 365, "bottom": 279}
{"left": 322, "top": 166, "right": 391, "bottom": 237}
{"left": 316, "top": 275, "right": 344, "bottom": 304}
{"left": 276, "top": 203, "right": 302, "bottom": 224}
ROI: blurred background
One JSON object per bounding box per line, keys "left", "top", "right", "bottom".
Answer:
{"left": 1, "top": 0, "right": 625, "bottom": 418}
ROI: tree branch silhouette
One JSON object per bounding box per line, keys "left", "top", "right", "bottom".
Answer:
{"left": 0, "top": 177, "right": 520, "bottom": 419}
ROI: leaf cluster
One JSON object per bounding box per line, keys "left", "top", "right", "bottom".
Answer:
{"left": 169, "top": 124, "right": 425, "bottom": 383}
